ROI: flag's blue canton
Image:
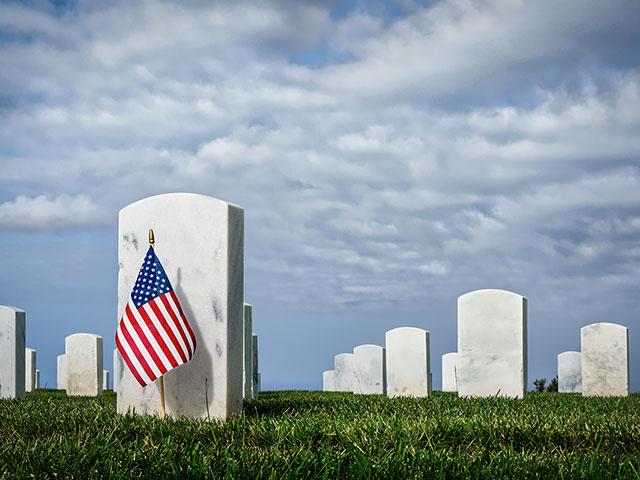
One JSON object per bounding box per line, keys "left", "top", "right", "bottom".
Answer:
{"left": 131, "top": 246, "right": 174, "bottom": 308}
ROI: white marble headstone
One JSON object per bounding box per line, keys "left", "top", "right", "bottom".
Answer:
{"left": 113, "top": 349, "right": 123, "bottom": 393}
{"left": 103, "top": 370, "right": 110, "bottom": 391}
{"left": 457, "top": 289, "right": 527, "bottom": 399}
{"left": 251, "top": 334, "right": 259, "bottom": 396}
{"left": 334, "top": 353, "right": 356, "bottom": 392}
{"left": 57, "top": 354, "right": 67, "bottom": 390}
{"left": 35, "top": 369, "right": 40, "bottom": 389}
{"left": 25, "top": 348, "right": 36, "bottom": 393}
{"left": 352, "top": 344, "right": 386, "bottom": 395}
{"left": 118, "top": 193, "right": 244, "bottom": 419}
{"left": 441, "top": 352, "right": 458, "bottom": 392}
{"left": 243, "top": 303, "right": 253, "bottom": 399}
{"left": 581, "top": 322, "right": 629, "bottom": 397}
{"left": 557, "top": 351, "right": 582, "bottom": 393}
{"left": 322, "top": 370, "right": 335, "bottom": 391}
{"left": 385, "top": 327, "right": 430, "bottom": 397}
{"left": 65, "top": 333, "right": 103, "bottom": 396}
{"left": 0, "top": 306, "right": 25, "bottom": 399}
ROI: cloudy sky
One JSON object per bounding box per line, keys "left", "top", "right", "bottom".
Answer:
{"left": 1, "top": 0, "right": 639, "bottom": 391}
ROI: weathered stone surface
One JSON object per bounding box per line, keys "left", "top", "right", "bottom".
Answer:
{"left": 0, "top": 306, "right": 25, "bottom": 399}
{"left": 352, "top": 344, "right": 385, "bottom": 394}
{"left": 581, "top": 323, "right": 629, "bottom": 397}
{"left": 118, "top": 193, "right": 244, "bottom": 419}
{"left": 243, "top": 303, "right": 253, "bottom": 399}
{"left": 65, "top": 333, "right": 103, "bottom": 396}
{"left": 113, "top": 349, "right": 123, "bottom": 393}
{"left": 103, "top": 370, "right": 110, "bottom": 390}
{"left": 322, "top": 370, "right": 335, "bottom": 391}
{"left": 385, "top": 327, "right": 430, "bottom": 397}
{"left": 57, "top": 354, "right": 67, "bottom": 390}
{"left": 457, "top": 289, "right": 527, "bottom": 399}
{"left": 441, "top": 352, "right": 458, "bottom": 392}
{"left": 25, "top": 348, "right": 36, "bottom": 393}
{"left": 334, "top": 353, "right": 356, "bottom": 392}
{"left": 35, "top": 369, "right": 40, "bottom": 389}
{"left": 557, "top": 351, "right": 582, "bottom": 393}
{"left": 252, "top": 334, "right": 259, "bottom": 395}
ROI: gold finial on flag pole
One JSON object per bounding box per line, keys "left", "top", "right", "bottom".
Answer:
{"left": 149, "top": 227, "right": 166, "bottom": 418}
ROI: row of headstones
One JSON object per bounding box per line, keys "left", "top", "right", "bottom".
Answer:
{"left": 323, "top": 289, "right": 631, "bottom": 398}
{"left": 1, "top": 194, "right": 262, "bottom": 419}
{"left": 1, "top": 305, "right": 261, "bottom": 400}
{"left": 442, "top": 323, "right": 629, "bottom": 396}
{"left": 323, "top": 328, "right": 431, "bottom": 396}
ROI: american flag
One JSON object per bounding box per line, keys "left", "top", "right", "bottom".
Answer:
{"left": 115, "top": 246, "right": 196, "bottom": 387}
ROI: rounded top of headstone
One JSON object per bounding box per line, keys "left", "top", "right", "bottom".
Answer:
{"left": 580, "top": 322, "right": 628, "bottom": 333}
{"left": 65, "top": 332, "right": 103, "bottom": 340}
{"left": 120, "top": 193, "right": 242, "bottom": 215}
{"left": 458, "top": 288, "right": 526, "bottom": 301}
{"left": 385, "top": 326, "right": 428, "bottom": 336}
{"left": 25, "top": 347, "right": 36, "bottom": 353}
{"left": 0, "top": 305, "right": 25, "bottom": 313}
{"left": 323, "top": 370, "right": 335, "bottom": 374}
{"left": 335, "top": 352, "right": 354, "bottom": 359}
{"left": 353, "top": 344, "right": 383, "bottom": 354}
{"left": 557, "top": 351, "right": 581, "bottom": 359}
{"left": 244, "top": 303, "right": 252, "bottom": 308}
{"left": 442, "top": 352, "right": 457, "bottom": 359}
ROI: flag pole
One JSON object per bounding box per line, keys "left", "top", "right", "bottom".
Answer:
{"left": 149, "top": 228, "right": 167, "bottom": 418}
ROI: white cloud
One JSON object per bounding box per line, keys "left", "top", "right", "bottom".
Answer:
{"left": 0, "top": 195, "right": 109, "bottom": 230}
{"left": 0, "top": 0, "right": 639, "bottom": 315}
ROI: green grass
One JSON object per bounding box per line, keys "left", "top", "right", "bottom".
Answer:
{"left": 1, "top": 390, "right": 639, "bottom": 479}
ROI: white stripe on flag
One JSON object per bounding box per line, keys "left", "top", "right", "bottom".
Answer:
{"left": 152, "top": 297, "right": 191, "bottom": 361}
{"left": 128, "top": 301, "right": 174, "bottom": 372}
{"left": 142, "top": 302, "right": 183, "bottom": 366}
{"left": 166, "top": 293, "right": 195, "bottom": 354}
{"left": 122, "top": 304, "right": 163, "bottom": 378}
{"left": 116, "top": 323, "right": 153, "bottom": 385}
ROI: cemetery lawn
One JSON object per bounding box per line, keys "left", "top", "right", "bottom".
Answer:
{"left": 1, "top": 391, "right": 640, "bottom": 479}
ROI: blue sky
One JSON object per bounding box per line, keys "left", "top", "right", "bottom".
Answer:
{"left": 1, "top": 0, "right": 639, "bottom": 391}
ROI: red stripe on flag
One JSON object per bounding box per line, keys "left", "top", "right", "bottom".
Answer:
{"left": 137, "top": 303, "right": 179, "bottom": 369}
{"left": 125, "top": 303, "right": 167, "bottom": 375}
{"left": 119, "top": 319, "right": 157, "bottom": 383}
{"left": 115, "top": 333, "right": 146, "bottom": 387}
{"left": 170, "top": 291, "right": 197, "bottom": 349}
{"left": 159, "top": 293, "right": 193, "bottom": 358}
{"left": 149, "top": 298, "right": 188, "bottom": 364}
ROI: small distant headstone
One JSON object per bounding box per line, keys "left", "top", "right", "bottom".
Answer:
{"left": 385, "top": 327, "right": 430, "bottom": 397}
{"left": 252, "top": 334, "right": 259, "bottom": 396}
{"left": 441, "top": 352, "right": 458, "bottom": 392}
{"left": 103, "top": 370, "right": 110, "bottom": 391}
{"left": 334, "top": 353, "right": 356, "bottom": 392}
{"left": 57, "top": 354, "right": 67, "bottom": 391}
{"left": 322, "top": 370, "right": 335, "bottom": 391}
{"left": 118, "top": 193, "right": 244, "bottom": 419}
{"left": 113, "top": 349, "right": 123, "bottom": 393}
{"left": 457, "top": 289, "right": 527, "bottom": 398}
{"left": 243, "top": 304, "right": 253, "bottom": 399}
{"left": 0, "top": 306, "right": 25, "bottom": 399}
{"left": 352, "top": 344, "right": 386, "bottom": 394}
{"left": 25, "top": 348, "right": 36, "bottom": 393}
{"left": 35, "top": 369, "right": 41, "bottom": 389}
{"left": 557, "top": 351, "right": 582, "bottom": 393}
{"left": 581, "top": 323, "right": 629, "bottom": 397}
{"left": 65, "top": 333, "right": 103, "bottom": 396}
